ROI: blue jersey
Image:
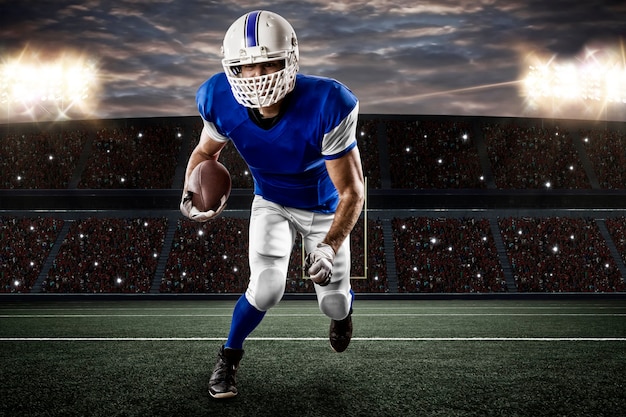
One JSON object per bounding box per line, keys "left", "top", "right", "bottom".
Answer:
{"left": 196, "top": 73, "right": 359, "bottom": 213}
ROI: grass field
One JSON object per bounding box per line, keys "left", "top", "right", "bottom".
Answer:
{"left": 1, "top": 297, "right": 625, "bottom": 417}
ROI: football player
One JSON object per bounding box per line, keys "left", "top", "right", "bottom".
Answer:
{"left": 180, "top": 10, "right": 364, "bottom": 399}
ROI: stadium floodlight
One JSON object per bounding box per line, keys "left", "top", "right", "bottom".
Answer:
{"left": 2, "top": 62, "right": 95, "bottom": 103}
{"left": 1, "top": 50, "right": 99, "bottom": 121}
{"left": 606, "top": 67, "right": 626, "bottom": 103}
{"left": 523, "top": 50, "right": 626, "bottom": 104}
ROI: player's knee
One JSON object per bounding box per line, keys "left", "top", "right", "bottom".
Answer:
{"left": 318, "top": 291, "right": 351, "bottom": 321}
{"left": 251, "top": 267, "right": 285, "bottom": 311}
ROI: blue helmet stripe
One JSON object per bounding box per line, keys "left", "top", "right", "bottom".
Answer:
{"left": 245, "top": 10, "right": 261, "bottom": 47}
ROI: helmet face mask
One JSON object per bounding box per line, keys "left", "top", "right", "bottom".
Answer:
{"left": 226, "top": 59, "right": 297, "bottom": 108}
{"left": 221, "top": 11, "right": 299, "bottom": 108}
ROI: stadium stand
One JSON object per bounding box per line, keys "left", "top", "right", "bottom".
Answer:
{"left": 161, "top": 217, "right": 249, "bottom": 293}
{"left": 78, "top": 124, "right": 182, "bottom": 189}
{"left": 0, "top": 128, "right": 88, "bottom": 189}
{"left": 498, "top": 216, "right": 624, "bottom": 292}
{"left": 392, "top": 217, "right": 507, "bottom": 293}
{"left": 160, "top": 217, "right": 388, "bottom": 294}
{"left": 580, "top": 128, "right": 626, "bottom": 189}
{"left": 1, "top": 115, "right": 626, "bottom": 294}
{"left": 0, "top": 216, "right": 64, "bottom": 292}
{"left": 603, "top": 217, "right": 626, "bottom": 279}
{"left": 483, "top": 123, "right": 590, "bottom": 189}
{"left": 42, "top": 217, "right": 167, "bottom": 293}
{"left": 355, "top": 119, "right": 383, "bottom": 189}
{"left": 386, "top": 119, "right": 485, "bottom": 189}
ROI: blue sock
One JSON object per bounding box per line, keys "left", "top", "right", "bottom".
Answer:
{"left": 225, "top": 294, "right": 266, "bottom": 350}
{"left": 349, "top": 288, "right": 355, "bottom": 310}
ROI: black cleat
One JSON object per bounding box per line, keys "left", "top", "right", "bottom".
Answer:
{"left": 329, "top": 309, "right": 353, "bottom": 353}
{"left": 209, "top": 345, "right": 244, "bottom": 399}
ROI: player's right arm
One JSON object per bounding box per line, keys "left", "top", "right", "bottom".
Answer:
{"left": 180, "top": 126, "right": 228, "bottom": 220}
{"left": 183, "top": 127, "right": 227, "bottom": 193}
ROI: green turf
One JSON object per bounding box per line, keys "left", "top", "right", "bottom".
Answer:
{"left": 0, "top": 299, "right": 625, "bottom": 417}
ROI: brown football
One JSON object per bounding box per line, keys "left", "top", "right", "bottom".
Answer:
{"left": 187, "top": 160, "right": 232, "bottom": 212}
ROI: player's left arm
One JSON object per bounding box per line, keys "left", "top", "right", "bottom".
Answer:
{"left": 305, "top": 86, "right": 363, "bottom": 285}
{"left": 322, "top": 146, "right": 365, "bottom": 253}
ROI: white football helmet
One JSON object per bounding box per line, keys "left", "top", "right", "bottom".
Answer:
{"left": 221, "top": 10, "right": 299, "bottom": 108}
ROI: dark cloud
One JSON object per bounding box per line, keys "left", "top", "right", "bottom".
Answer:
{"left": 1, "top": 0, "right": 625, "bottom": 123}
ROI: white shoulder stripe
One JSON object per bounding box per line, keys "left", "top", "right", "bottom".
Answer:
{"left": 202, "top": 117, "right": 229, "bottom": 143}
{"left": 322, "top": 102, "right": 359, "bottom": 156}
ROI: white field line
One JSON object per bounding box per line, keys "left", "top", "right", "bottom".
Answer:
{"left": 0, "top": 313, "right": 626, "bottom": 319}
{"left": 0, "top": 337, "right": 625, "bottom": 342}
{"left": 2, "top": 305, "right": 624, "bottom": 312}
{"left": 0, "top": 313, "right": 625, "bottom": 318}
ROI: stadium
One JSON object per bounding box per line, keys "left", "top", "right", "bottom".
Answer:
{"left": 3, "top": 113, "right": 626, "bottom": 295}
{"left": 1, "top": 112, "right": 626, "bottom": 416}
{"left": 1, "top": 15, "right": 626, "bottom": 417}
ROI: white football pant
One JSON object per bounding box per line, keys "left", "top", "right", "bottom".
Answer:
{"left": 245, "top": 195, "right": 352, "bottom": 320}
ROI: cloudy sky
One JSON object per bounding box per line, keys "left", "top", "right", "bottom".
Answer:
{"left": 1, "top": 0, "right": 625, "bottom": 124}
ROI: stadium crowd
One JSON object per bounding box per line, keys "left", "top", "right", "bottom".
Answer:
{"left": 499, "top": 216, "right": 625, "bottom": 292}
{"left": 0, "top": 216, "right": 64, "bottom": 292}
{"left": 392, "top": 217, "right": 507, "bottom": 292}
{"left": 78, "top": 124, "right": 182, "bottom": 189}
{"left": 348, "top": 218, "right": 388, "bottom": 292}
{"left": 355, "top": 119, "right": 383, "bottom": 188}
{"left": 581, "top": 128, "right": 626, "bottom": 189}
{"left": 3, "top": 117, "right": 626, "bottom": 294}
{"left": 3, "top": 118, "right": 626, "bottom": 192}
{"left": 3, "top": 213, "right": 626, "bottom": 293}
{"left": 0, "top": 129, "right": 88, "bottom": 189}
{"left": 161, "top": 217, "right": 249, "bottom": 293}
{"left": 386, "top": 120, "right": 485, "bottom": 189}
{"left": 483, "top": 123, "right": 590, "bottom": 189}
{"left": 41, "top": 217, "right": 167, "bottom": 293}
{"left": 602, "top": 217, "right": 626, "bottom": 287}
{"left": 160, "top": 217, "right": 388, "bottom": 293}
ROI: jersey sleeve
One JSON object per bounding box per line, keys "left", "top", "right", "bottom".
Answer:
{"left": 321, "top": 103, "right": 359, "bottom": 159}
{"left": 196, "top": 74, "right": 231, "bottom": 143}
{"left": 202, "top": 118, "right": 229, "bottom": 143}
{"left": 319, "top": 80, "right": 359, "bottom": 160}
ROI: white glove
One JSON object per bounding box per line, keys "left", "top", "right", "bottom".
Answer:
{"left": 305, "top": 243, "right": 335, "bottom": 286}
{"left": 180, "top": 191, "right": 226, "bottom": 222}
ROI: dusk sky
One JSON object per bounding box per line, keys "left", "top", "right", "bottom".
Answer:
{"left": 1, "top": 0, "right": 625, "bottom": 124}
